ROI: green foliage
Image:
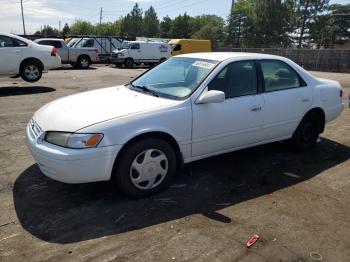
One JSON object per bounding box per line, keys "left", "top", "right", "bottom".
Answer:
{"left": 170, "top": 13, "right": 194, "bottom": 38}
{"left": 308, "top": 4, "right": 350, "bottom": 48}
{"left": 160, "top": 16, "right": 172, "bottom": 38}
{"left": 35, "top": 25, "right": 60, "bottom": 36}
{"left": 61, "top": 23, "right": 70, "bottom": 36}
{"left": 120, "top": 3, "right": 143, "bottom": 39}
{"left": 69, "top": 20, "right": 94, "bottom": 35}
{"left": 144, "top": 6, "right": 160, "bottom": 37}
{"left": 34, "top": 1, "right": 349, "bottom": 48}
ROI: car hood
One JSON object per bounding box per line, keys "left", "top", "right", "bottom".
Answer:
{"left": 34, "top": 86, "right": 178, "bottom": 132}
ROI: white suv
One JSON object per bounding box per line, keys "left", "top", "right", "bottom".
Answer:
{"left": 0, "top": 33, "right": 61, "bottom": 82}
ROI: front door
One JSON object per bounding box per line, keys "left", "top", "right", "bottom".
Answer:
{"left": 192, "top": 60, "right": 265, "bottom": 157}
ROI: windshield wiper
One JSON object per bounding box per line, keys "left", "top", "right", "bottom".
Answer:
{"left": 129, "top": 83, "right": 160, "bottom": 97}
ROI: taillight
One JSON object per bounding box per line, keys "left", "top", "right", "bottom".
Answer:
{"left": 94, "top": 48, "right": 98, "bottom": 53}
{"left": 51, "top": 47, "right": 57, "bottom": 56}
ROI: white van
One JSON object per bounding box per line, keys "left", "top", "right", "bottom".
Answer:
{"left": 110, "top": 41, "right": 171, "bottom": 68}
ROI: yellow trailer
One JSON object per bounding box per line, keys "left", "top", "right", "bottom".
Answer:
{"left": 169, "top": 39, "right": 212, "bottom": 56}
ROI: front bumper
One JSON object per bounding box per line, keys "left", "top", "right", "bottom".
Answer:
{"left": 25, "top": 121, "right": 122, "bottom": 184}
{"left": 109, "top": 55, "right": 125, "bottom": 64}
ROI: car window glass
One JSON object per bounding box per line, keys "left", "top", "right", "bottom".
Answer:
{"left": 208, "top": 61, "right": 257, "bottom": 99}
{"left": 12, "top": 38, "right": 27, "bottom": 47}
{"left": 260, "top": 60, "right": 301, "bottom": 92}
{"left": 0, "top": 36, "right": 14, "bottom": 47}
{"left": 173, "top": 44, "right": 181, "bottom": 51}
{"left": 130, "top": 43, "right": 140, "bottom": 50}
{"left": 132, "top": 57, "right": 219, "bottom": 99}
{"left": 84, "top": 39, "right": 94, "bottom": 47}
{"left": 50, "top": 41, "right": 62, "bottom": 48}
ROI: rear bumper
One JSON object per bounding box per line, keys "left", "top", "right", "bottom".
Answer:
{"left": 25, "top": 122, "right": 122, "bottom": 184}
{"left": 325, "top": 103, "right": 344, "bottom": 122}
{"left": 44, "top": 55, "right": 62, "bottom": 71}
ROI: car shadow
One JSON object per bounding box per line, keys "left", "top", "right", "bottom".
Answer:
{"left": 0, "top": 86, "right": 55, "bottom": 97}
{"left": 53, "top": 66, "right": 97, "bottom": 71}
{"left": 13, "top": 138, "right": 350, "bottom": 244}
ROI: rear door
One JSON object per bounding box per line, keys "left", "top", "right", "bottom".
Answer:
{"left": 258, "top": 59, "right": 312, "bottom": 140}
{"left": 0, "top": 36, "right": 23, "bottom": 74}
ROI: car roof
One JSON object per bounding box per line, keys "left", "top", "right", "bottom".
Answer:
{"left": 0, "top": 32, "right": 32, "bottom": 44}
{"left": 35, "top": 38, "right": 63, "bottom": 41}
{"left": 177, "top": 52, "right": 284, "bottom": 62}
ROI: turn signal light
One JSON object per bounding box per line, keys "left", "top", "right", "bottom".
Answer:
{"left": 83, "top": 134, "right": 103, "bottom": 147}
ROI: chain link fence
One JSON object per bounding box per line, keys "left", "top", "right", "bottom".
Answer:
{"left": 215, "top": 48, "right": 350, "bottom": 73}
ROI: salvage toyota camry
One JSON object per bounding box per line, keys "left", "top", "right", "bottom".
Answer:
{"left": 26, "top": 53, "right": 344, "bottom": 197}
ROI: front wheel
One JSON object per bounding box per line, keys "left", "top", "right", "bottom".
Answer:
{"left": 290, "top": 112, "right": 321, "bottom": 152}
{"left": 20, "top": 61, "right": 42, "bottom": 82}
{"left": 124, "top": 58, "right": 134, "bottom": 68}
{"left": 113, "top": 138, "right": 177, "bottom": 198}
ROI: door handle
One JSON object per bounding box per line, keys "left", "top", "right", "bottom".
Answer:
{"left": 250, "top": 106, "right": 262, "bottom": 112}
{"left": 301, "top": 97, "right": 310, "bottom": 103}
{"left": 14, "top": 50, "right": 21, "bottom": 53}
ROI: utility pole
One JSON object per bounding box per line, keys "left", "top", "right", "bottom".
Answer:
{"left": 99, "top": 7, "right": 103, "bottom": 26}
{"left": 59, "top": 20, "right": 61, "bottom": 31}
{"left": 20, "top": 0, "right": 26, "bottom": 35}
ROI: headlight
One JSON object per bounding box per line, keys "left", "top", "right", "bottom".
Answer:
{"left": 45, "top": 132, "right": 103, "bottom": 149}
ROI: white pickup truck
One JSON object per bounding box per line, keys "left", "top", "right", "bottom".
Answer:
{"left": 35, "top": 38, "right": 99, "bottom": 68}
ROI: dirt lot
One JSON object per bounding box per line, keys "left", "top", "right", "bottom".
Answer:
{"left": 0, "top": 65, "right": 349, "bottom": 262}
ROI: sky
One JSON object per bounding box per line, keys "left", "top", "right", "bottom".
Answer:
{"left": 0, "top": 0, "right": 349, "bottom": 34}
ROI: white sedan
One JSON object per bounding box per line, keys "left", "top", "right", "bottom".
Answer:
{"left": 0, "top": 33, "right": 61, "bottom": 82}
{"left": 26, "top": 53, "right": 344, "bottom": 197}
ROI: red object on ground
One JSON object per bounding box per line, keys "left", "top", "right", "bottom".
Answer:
{"left": 246, "top": 234, "right": 260, "bottom": 248}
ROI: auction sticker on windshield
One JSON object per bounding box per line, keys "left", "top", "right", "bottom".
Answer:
{"left": 192, "top": 61, "right": 216, "bottom": 69}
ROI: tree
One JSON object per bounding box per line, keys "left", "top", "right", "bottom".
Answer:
{"left": 308, "top": 4, "right": 350, "bottom": 48}
{"left": 69, "top": 20, "right": 94, "bottom": 35}
{"left": 121, "top": 3, "right": 143, "bottom": 38}
{"left": 231, "top": 0, "right": 292, "bottom": 48}
{"left": 95, "top": 21, "right": 121, "bottom": 35}
{"left": 35, "top": 25, "right": 59, "bottom": 36}
{"left": 293, "top": 0, "right": 330, "bottom": 48}
{"left": 170, "top": 13, "right": 193, "bottom": 38}
{"left": 143, "top": 6, "right": 160, "bottom": 37}
{"left": 61, "top": 23, "right": 70, "bottom": 36}
{"left": 160, "top": 16, "right": 172, "bottom": 38}
{"left": 192, "top": 15, "right": 225, "bottom": 47}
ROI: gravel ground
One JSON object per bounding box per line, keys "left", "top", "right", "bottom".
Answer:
{"left": 0, "top": 65, "right": 349, "bottom": 262}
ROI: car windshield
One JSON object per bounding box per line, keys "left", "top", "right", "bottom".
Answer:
{"left": 120, "top": 41, "right": 130, "bottom": 49}
{"left": 131, "top": 57, "right": 219, "bottom": 99}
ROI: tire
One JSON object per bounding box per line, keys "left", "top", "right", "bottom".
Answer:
{"left": 124, "top": 58, "right": 134, "bottom": 68}
{"left": 20, "top": 61, "right": 42, "bottom": 82}
{"left": 290, "top": 112, "right": 321, "bottom": 152}
{"left": 115, "top": 63, "right": 123, "bottom": 68}
{"left": 77, "top": 56, "right": 91, "bottom": 69}
{"left": 113, "top": 137, "right": 177, "bottom": 198}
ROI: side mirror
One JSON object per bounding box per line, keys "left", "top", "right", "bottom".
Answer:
{"left": 196, "top": 90, "right": 225, "bottom": 104}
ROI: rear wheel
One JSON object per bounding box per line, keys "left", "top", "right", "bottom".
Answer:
{"left": 113, "top": 138, "right": 177, "bottom": 198}
{"left": 20, "top": 61, "right": 42, "bottom": 82}
{"left": 124, "top": 58, "right": 134, "bottom": 68}
{"left": 77, "top": 56, "right": 90, "bottom": 69}
{"left": 290, "top": 112, "right": 321, "bottom": 152}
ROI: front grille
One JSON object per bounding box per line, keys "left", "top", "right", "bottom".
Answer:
{"left": 29, "top": 119, "right": 42, "bottom": 139}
